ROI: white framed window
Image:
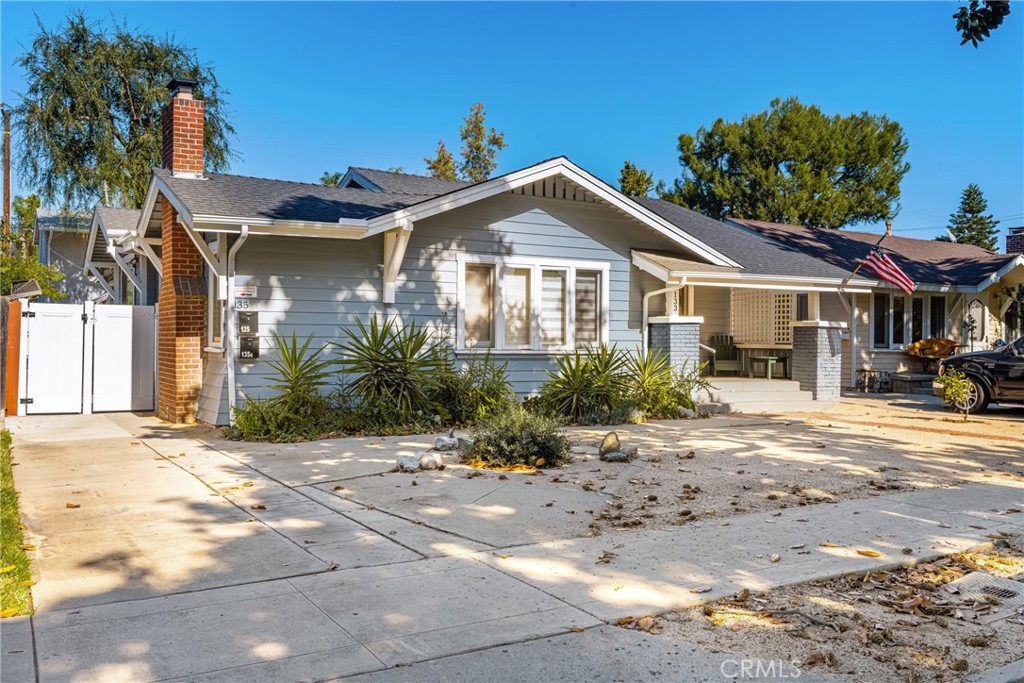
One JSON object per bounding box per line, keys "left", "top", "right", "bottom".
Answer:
{"left": 456, "top": 255, "right": 609, "bottom": 352}
{"left": 871, "top": 293, "right": 948, "bottom": 349}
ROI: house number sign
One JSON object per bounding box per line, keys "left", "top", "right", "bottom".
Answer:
{"left": 237, "top": 311, "right": 260, "bottom": 361}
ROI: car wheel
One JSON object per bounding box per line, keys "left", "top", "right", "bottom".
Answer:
{"left": 957, "top": 378, "right": 990, "bottom": 413}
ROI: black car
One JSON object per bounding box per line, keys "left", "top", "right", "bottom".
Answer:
{"left": 934, "top": 336, "right": 1024, "bottom": 412}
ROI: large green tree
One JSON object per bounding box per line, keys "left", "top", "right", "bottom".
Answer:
{"left": 425, "top": 103, "right": 506, "bottom": 183}
{"left": 1, "top": 195, "right": 65, "bottom": 299}
{"left": 14, "top": 11, "right": 235, "bottom": 210}
{"left": 320, "top": 171, "right": 343, "bottom": 187}
{"left": 954, "top": 1, "right": 1011, "bottom": 47}
{"left": 618, "top": 161, "right": 654, "bottom": 197}
{"left": 658, "top": 97, "right": 910, "bottom": 229}
{"left": 940, "top": 183, "right": 999, "bottom": 250}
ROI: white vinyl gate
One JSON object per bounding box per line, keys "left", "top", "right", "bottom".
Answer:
{"left": 18, "top": 302, "right": 156, "bottom": 415}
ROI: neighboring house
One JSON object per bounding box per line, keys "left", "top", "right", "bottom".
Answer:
{"left": 83, "top": 206, "right": 150, "bottom": 305}
{"left": 732, "top": 219, "right": 1024, "bottom": 383}
{"left": 34, "top": 209, "right": 109, "bottom": 303}
{"left": 91, "top": 79, "right": 1023, "bottom": 426}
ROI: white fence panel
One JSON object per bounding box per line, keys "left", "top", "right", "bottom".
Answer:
{"left": 22, "top": 303, "right": 84, "bottom": 414}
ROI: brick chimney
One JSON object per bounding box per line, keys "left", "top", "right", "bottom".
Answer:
{"left": 161, "top": 77, "right": 204, "bottom": 177}
{"left": 1008, "top": 226, "right": 1024, "bottom": 255}
{"left": 158, "top": 77, "right": 207, "bottom": 424}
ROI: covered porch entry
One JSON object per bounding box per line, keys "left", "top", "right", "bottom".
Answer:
{"left": 634, "top": 250, "right": 871, "bottom": 413}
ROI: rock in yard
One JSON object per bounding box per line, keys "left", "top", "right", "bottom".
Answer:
{"left": 623, "top": 445, "right": 638, "bottom": 458}
{"left": 601, "top": 451, "right": 632, "bottom": 463}
{"left": 419, "top": 452, "right": 444, "bottom": 470}
{"left": 678, "top": 408, "right": 697, "bottom": 419}
{"left": 433, "top": 436, "right": 459, "bottom": 451}
{"left": 599, "top": 432, "right": 621, "bottom": 456}
{"left": 397, "top": 455, "right": 421, "bottom": 472}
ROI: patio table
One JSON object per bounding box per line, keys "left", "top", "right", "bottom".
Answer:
{"left": 748, "top": 355, "right": 779, "bottom": 380}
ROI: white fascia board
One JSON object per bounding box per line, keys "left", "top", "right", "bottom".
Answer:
{"left": 363, "top": 157, "right": 740, "bottom": 268}
{"left": 192, "top": 214, "right": 368, "bottom": 239}
{"left": 339, "top": 168, "right": 382, "bottom": 190}
{"left": 136, "top": 174, "right": 195, "bottom": 239}
{"left": 630, "top": 251, "right": 674, "bottom": 282}
{"left": 136, "top": 175, "right": 164, "bottom": 240}
{"left": 678, "top": 271, "right": 874, "bottom": 293}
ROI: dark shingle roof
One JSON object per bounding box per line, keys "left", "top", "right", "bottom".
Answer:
{"left": 348, "top": 167, "right": 470, "bottom": 195}
{"left": 95, "top": 206, "right": 141, "bottom": 233}
{"left": 155, "top": 167, "right": 435, "bottom": 222}
{"left": 635, "top": 198, "right": 862, "bottom": 280}
{"left": 734, "top": 219, "right": 1017, "bottom": 286}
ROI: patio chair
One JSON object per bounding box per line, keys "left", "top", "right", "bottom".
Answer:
{"left": 709, "top": 333, "right": 742, "bottom": 376}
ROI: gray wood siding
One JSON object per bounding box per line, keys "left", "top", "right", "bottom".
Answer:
{"left": 199, "top": 193, "right": 694, "bottom": 424}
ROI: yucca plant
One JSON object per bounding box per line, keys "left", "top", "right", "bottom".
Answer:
{"left": 624, "top": 348, "right": 675, "bottom": 416}
{"left": 266, "top": 332, "right": 336, "bottom": 410}
{"left": 542, "top": 345, "right": 627, "bottom": 422}
{"left": 333, "top": 317, "right": 437, "bottom": 415}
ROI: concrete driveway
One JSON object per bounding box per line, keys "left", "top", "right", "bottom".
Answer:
{"left": 3, "top": 411, "right": 1020, "bottom": 682}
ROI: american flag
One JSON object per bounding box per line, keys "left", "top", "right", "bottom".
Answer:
{"left": 862, "top": 246, "right": 915, "bottom": 296}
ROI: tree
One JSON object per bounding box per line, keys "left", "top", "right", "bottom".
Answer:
{"left": 658, "top": 97, "right": 910, "bottom": 229}
{"left": 618, "top": 161, "right": 654, "bottom": 197}
{"left": 320, "top": 171, "right": 343, "bottom": 187}
{"left": 12, "top": 194, "right": 40, "bottom": 234}
{"left": 1, "top": 232, "right": 65, "bottom": 299}
{"left": 940, "top": 183, "right": 999, "bottom": 250}
{"left": 14, "top": 11, "right": 235, "bottom": 210}
{"left": 954, "top": 1, "right": 1011, "bottom": 47}
{"left": 424, "top": 139, "right": 458, "bottom": 181}
{"left": 425, "top": 103, "right": 506, "bottom": 182}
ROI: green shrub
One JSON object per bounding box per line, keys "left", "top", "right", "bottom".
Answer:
{"left": 333, "top": 317, "right": 437, "bottom": 417}
{"left": 428, "top": 348, "right": 515, "bottom": 425}
{"left": 1, "top": 429, "right": 34, "bottom": 617}
{"left": 459, "top": 404, "right": 572, "bottom": 468}
{"left": 542, "top": 346, "right": 627, "bottom": 422}
{"left": 623, "top": 348, "right": 677, "bottom": 418}
{"left": 673, "top": 361, "right": 714, "bottom": 412}
{"left": 938, "top": 367, "right": 973, "bottom": 422}
{"left": 232, "top": 333, "right": 342, "bottom": 442}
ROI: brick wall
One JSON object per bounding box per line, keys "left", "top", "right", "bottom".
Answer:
{"left": 161, "top": 95, "right": 204, "bottom": 175}
{"left": 649, "top": 321, "right": 701, "bottom": 370}
{"left": 157, "top": 203, "right": 207, "bottom": 423}
{"left": 1007, "top": 227, "right": 1024, "bottom": 255}
{"left": 157, "top": 86, "right": 207, "bottom": 423}
{"left": 791, "top": 325, "right": 843, "bottom": 401}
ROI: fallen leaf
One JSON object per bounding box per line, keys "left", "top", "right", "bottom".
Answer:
{"left": 0, "top": 608, "right": 20, "bottom": 618}
{"left": 568, "top": 627, "right": 585, "bottom": 633}
{"left": 250, "top": 505, "right": 267, "bottom": 510}
{"left": 790, "top": 544, "right": 806, "bottom": 550}
{"left": 242, "top": 482, "right": 254, "bottom": 488}
{"left": 21, "top": 580, "right": 36, "bottom": 587}
{"left": 20, "top": 544, "right": 35, "bottom": 551}
{"left": 0, "top": 566, "right": 16, "bottom": 574}
{"left": 492, "top": 552, "right": 512, "bottom": 559}
{"left": 332, "top": 486, "right": 346, "bottom": 491}
{"left": 65, "top": 502, "right": 80, "bottom": 509}
{"left": 616, "top": 617, "right": 634, "bottom": 625}
{"left": 690, "top": 586, "right": 713, "bottom": 594}
{"left": 596, "top": 551, "right": 617, "bottom": 564}
{"left": 820, "top": 542, "right": 840, "bottom": 548}
{"left": 856, "top": 549, "right": 882, "bottom": 558}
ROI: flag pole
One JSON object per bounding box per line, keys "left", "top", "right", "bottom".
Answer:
{"left": 839, "top": 230, "right": 889, "bottom": 292}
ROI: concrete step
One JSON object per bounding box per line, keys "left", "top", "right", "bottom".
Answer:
{"left": 699, "top": 399, "right": 833, "bottom": 415}
{"left": 705, "top": 379, "right": 804, "bottom": 392}
{"left": 704, "top": 388, "right": 814, "bottom": 403}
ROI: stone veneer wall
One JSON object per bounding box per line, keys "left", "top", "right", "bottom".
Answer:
{"left": 791, "top": 323, "right": 845, "bottom": 401}
{"left": 649, "top": 317, "right": 702, "bottom": 371}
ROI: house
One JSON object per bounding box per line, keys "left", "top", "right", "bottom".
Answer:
{"left": 91, "top": 79, "right": 1023, "bottom": 426}
{"left": 33, "top": 209, "right": 111, "bottom": 303}
{"left": 732, "top": 219, "right": 1024, "bottom": 384}
{"left": 83, "top": 206, "right": 149, "bottom": 305}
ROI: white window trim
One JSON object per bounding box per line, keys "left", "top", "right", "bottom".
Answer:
{"left": 455, "top": 254, "right": 610, "bottom": 353}
{"left": 870, "top": 292, "right": 948, "bottom": 350}
{"left": 205, "top": 237, "right": 226, "bottom": 350}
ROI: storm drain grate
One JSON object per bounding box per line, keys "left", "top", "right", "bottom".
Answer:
{"left": 943, "top": 572, "right": 1024, "bottom": 624}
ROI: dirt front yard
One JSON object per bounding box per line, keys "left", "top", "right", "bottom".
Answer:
{"left": 551, "top": 399, "right": 1023, "bottom": 536}
{"left": 650, "top": 536, "right": 1024, "bottom": 683}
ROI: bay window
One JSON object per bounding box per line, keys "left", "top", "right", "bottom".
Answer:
{"left": 458, "top": 256, "right": 608, "bottom": 352}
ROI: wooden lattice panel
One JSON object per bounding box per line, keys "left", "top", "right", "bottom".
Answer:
{"left": 730, "top": 290, "right": 795, "bottom": 345}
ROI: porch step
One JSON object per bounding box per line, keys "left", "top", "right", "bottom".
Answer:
{"left": 697, "top": 379, "right": 827, "bottom": 415}
{"left": 700, "top": 400, "right": 834, "bottom": 415}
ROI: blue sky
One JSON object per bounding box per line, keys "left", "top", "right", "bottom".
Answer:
{"left": 2, "top": 1, "right": 1022, "bottom": 245}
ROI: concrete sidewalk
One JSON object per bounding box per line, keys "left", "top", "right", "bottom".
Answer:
{"left": 4, "top": 413, "right": 1022, "bottom": 682}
